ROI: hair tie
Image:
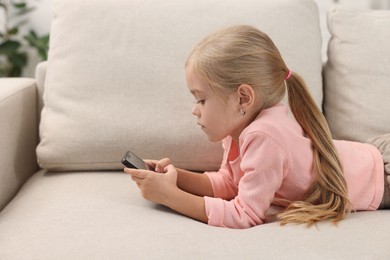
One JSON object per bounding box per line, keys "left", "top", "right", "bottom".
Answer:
{"left": 285, "top": 70, "right": 292, "bottom": 80}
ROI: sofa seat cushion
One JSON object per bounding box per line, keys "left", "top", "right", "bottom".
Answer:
{"left": 0, "top": 170, "right": 390, "bottom": 259}
{"left": 37, "top": 0, "right": 323, "bottom": 171}
{"left": 324, "top": 7, "right": 390, "bottom": 142}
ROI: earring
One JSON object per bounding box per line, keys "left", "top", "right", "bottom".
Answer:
{"left": 240, "top": 109, "right": 246, "bottom": 116}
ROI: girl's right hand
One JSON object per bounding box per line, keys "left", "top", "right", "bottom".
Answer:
{"left": 144, "top": 158, "right": 172, "bottom": 173}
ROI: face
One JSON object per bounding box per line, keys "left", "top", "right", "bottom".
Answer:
{"left": 185, "top": 66, "right": 242, "bottom": 142}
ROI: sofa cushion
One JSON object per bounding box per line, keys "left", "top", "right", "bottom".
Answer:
{"left": 37, "top": 0, "right": 323, "bottom": 171}
{"left": 324, "top": 7, "right": 390, "bottom": 142}
{"left": 1, "top": 170, "right": 390, "bottom": 259}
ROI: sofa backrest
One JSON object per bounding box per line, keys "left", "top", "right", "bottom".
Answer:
{"left": 37, "top": 0, "right": 323, "bottom": 171}
{"left": 324, "top": 6, "right": 390, "bottom": 142}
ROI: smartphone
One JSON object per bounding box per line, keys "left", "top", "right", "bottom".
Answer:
{"left": 121, "top": 151, "right": 154, "bottom": 171}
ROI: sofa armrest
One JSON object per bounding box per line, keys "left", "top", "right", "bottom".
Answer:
{"left": 0, "top": 78, "right": 39, "bottom": 211}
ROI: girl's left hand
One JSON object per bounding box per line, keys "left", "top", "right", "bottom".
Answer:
{"left": 124, "top": 165, "right": 178, "bottom": 205}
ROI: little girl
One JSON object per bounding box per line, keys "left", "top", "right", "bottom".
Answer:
{"left": 125, "top": 25, "right": 390, "bottom": 229}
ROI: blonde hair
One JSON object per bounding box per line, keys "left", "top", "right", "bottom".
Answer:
{"left": 186, "top": 25, "right": 351, "bottom": 225}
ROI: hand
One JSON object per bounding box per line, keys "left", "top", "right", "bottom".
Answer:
{"left": 124, "top": 164, "right": 178, "bottom": 205}
{"left": 144, "top": 158, "right": 172, "bottom": 173}
{"left": 125, "top": 165, "right": 208, "bottom": 223}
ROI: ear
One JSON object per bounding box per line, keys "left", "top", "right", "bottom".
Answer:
{"left": 237, "top": 84, "right": 256, "bottom": 110}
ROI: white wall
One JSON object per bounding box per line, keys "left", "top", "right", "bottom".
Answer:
{"left": 22, "top": 0, "right": 52, "bottom": 77}
{"left": 18, "top": 0, "right": 390, "bottom": 76}
{"left": 29, "top": 0, "right": 52, "bottom": 35}
{"left": 314, "top": 0, "right": 333, "bottom": 61}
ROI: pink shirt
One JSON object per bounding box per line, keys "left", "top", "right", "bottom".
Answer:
{"left": 204, "top": 104, "right": 384, "bottom": 228}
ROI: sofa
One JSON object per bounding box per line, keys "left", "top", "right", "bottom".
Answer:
{"left": 1, "top": 0, "right": 390, "bottom": 259}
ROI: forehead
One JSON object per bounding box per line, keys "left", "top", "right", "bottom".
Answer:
{"left": 185, "top": 66, "right": 209, "bottom": 95}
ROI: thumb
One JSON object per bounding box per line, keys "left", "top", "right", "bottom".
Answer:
{"left": 164, "top": 164, "right": 178, "bottom": 185}
{"left": 156, "top": 158, "right": 171, "bottom": 173}
{"left": 164, "top": 164, "right": 176, "bottom": 174}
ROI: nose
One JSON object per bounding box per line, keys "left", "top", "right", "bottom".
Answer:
{"left": 192, "top": 103, "right": 200, "bottom": 117}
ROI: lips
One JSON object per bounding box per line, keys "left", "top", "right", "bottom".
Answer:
{"left": 197, "top": 122, "right": 205, "bottom": 129}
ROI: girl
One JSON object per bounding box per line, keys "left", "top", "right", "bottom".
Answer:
{"left": 125, "top": 25, "right": 390, "bottom": 229}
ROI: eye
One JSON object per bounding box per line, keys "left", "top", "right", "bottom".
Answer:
{"left": 194, "top": 99, "right": 205, "bottom": 105}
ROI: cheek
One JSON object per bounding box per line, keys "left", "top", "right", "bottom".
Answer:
{"left": 207, "top": 108, "right": 232, "bottom": 132}
{"left": 205, "top": 104, "right": 226, "bottom": 122}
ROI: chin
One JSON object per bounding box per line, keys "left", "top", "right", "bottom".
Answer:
{"left": 202, "top": 129, "right": 226, "bottom": 143}
{"left": 206, "top": 134, "right": 224, "bottom": 143}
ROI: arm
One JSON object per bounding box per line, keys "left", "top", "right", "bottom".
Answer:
{"left": 164, "top": 175, "right": 208, "bottom": 223}
{"left": 176, "top": 168, "right": 214, "bottom": 197}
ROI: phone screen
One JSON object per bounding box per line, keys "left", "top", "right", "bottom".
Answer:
{"left": 121, "top": 151, "right": 154, "bottom": 171}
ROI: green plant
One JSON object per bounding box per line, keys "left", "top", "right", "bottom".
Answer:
{"left": 0, "top": 0, "right": 49, "bottom": 77}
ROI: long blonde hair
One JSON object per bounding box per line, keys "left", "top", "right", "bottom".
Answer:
{"left": 186, "top": 25, "right": 351, "bottom": 225}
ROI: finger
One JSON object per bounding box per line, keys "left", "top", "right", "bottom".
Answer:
{"left": 156, "top": 158, "right": 172, "bottom": 173}
{"left": 124, "top": 168, "right": 149, "bottom": 179}
{"left": 131, "top": 175, "right": 142, "bottom": 185}
{"left": 164, "top": 164, "right": 177, "bottom": 174}
{"left": 144, "top": 159, "right": 157, "bottom": 169}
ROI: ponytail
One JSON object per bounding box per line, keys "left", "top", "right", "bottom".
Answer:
{"left": 277, "top": 71, "right": 352, "bottom": 225}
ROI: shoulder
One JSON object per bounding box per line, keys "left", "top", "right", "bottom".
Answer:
{"left": 239, "top": 111, "right": 290, "bottom": 161}
{"left": 238, "top": 104, "right": 307, "bottom": 162}
{"left": 240, "top": 104, "right": 301, "bottom": 142}
{"left": 238, "top": 124, "right": 291, "bottom": 176}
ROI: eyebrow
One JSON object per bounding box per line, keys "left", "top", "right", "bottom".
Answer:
{"left": 190, "top": 89, "right": 205, "bottom": 96}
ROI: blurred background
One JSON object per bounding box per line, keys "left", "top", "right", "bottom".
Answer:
{"left": 1, "top": 0, "right": 389, "bottom": 78}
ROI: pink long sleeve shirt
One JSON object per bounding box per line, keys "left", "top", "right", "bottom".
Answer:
{"left": 204, "top": 104, "right": 384, "bottom": 228}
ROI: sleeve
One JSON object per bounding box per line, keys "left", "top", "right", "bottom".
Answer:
{"left": 204, "top": 133, "right": 288, "bottom": 229}
{"left": 204, "top": 137, "right": 239, "bottom": 200}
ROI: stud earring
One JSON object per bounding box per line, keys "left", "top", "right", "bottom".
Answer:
{"left": 240, "top": 109, "right": 246, "bottom": 116}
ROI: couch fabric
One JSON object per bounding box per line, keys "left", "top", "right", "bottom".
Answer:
{"left": 0, "top": 169, "right": 389, "bottom": 259}
{"left": 324, "top": 6, "right": 390, "bottom": 142}
{"left": 0, "top": 79, "right": 38, "bottom": 211}
{"left": 1, "top": 0, "right": 390, "bottom": 259}
{"left": 36, "top": 0, "right": 323, "bottom": 172}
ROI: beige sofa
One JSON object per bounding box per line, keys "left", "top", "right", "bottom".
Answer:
{"left": 1, "top": 0, "right": 390, "bottom": 259}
